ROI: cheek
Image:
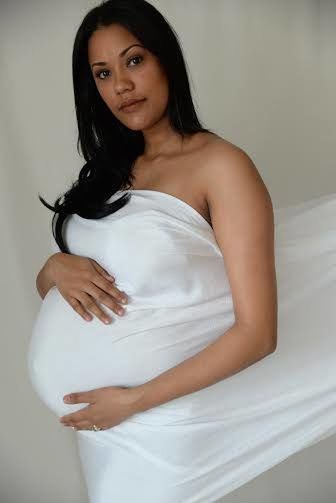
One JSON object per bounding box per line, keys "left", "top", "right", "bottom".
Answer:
{"left": 138, "top": 62, "right": 168, "bottom": 93}
{"left": 143, "top": 69, "right": 169, "bottom": 104}
{"left": 151, "top": 84, "right": 169, "bottom": 113}
{"left": 154, "top": 76, "right": 169, "bottom": 105}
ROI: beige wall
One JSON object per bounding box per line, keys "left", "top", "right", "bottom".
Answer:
{"left": 0, "top": 0, "right": 335, "bottom": 501}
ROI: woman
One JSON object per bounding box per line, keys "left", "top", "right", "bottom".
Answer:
{"left": 28, "top": 1, "right": 336, "bottom": 502}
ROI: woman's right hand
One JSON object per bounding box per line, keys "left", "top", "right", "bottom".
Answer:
{"left": 47, "top": 252, "right": 128, "bottom": 324}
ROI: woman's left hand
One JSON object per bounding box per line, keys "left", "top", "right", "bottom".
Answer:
{"left": 59, "top": 386, "right": 142, "bottom": 430}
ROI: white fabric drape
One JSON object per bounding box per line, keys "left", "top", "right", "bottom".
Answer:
{"left": 28, "top": 188, "right": 336, "bottom": 502}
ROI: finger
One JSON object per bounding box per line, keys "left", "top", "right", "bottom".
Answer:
{"left": 89, "top": 276, "right": 129, "bottom": 307}
{"left": 61, "top": 418, "right": 76, "bottom": 426}
{"left": 67, "top": 296, "right": 93, "bottom": 322}
{"left": 77, "top": 292, "right": 122, "bottom": 324}
{"left": 63, "top": 391, "right": 95, "bottom": 404}
{"left": 66, "top": 278, "right": 128, "bottom": 324}
{"left": 60, "top": 407, "right": 92, "bottom": 425}
{"left": 80, "top": 289, "right": 126, "bottom": 323}
{"left": 61, "top": 411, "right": 86, "bottom": 425}
{"left": 91, "top": 261, "right": 115, "bottom": 282}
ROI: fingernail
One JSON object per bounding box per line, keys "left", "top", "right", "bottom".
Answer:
{"left": 63, "top": 396, "right": 70, "bottom": 402}
{"left": 120, "top": 292, "right": 128, "bottom": 303}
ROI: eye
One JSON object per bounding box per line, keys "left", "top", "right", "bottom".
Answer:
{"left": 95, "top": 69, "right": 110, "bottom": 80}
{"left": 128, "top": 55, "right": 143, "bottom": 67}
{"left": 94, "top": 55, "right": 143, "bottom": 80}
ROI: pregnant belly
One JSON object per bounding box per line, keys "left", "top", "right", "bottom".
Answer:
{"left": 28, "top": 287, "right": 228, "bottom": 417}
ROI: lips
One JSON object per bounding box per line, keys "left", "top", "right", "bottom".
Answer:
{"left": 120, "top": 98, "right": 146, "bottom": 110}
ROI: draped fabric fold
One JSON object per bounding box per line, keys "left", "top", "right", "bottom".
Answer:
{"left": 27, "top": 189, "right": 336, "bottom": 502}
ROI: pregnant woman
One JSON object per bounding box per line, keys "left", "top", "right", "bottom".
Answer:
{"left": 27, "top": 1, "right": 336, "bottom": 502}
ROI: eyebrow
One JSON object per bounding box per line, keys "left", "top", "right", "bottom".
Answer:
{"left": 91, "top": 44, "right": 144, "bottom": 69}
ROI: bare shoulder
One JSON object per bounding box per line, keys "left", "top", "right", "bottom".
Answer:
{"left": 198, "top": 135, "right": 273, "bottom": 210}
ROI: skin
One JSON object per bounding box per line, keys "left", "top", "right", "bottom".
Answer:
{"left": 88, "top": 23, "right": 188, "bottom": 160}
{"left": 60, "top": 24, "right": 277, "bottom": 431}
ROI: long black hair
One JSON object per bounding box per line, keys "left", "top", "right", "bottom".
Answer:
{"left": 39, "top": 0, "right": 215, "bottom": 253}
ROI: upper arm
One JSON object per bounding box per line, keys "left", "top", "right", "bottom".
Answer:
{"left": 204, "top": 144, "right": 278, "bottom": 350}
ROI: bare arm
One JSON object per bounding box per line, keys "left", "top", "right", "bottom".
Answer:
{"left": 130, "top": 323, "right": 274, "bottom": 414}
{"left": 129, "top": 144, "right": 278, "bottom": 414}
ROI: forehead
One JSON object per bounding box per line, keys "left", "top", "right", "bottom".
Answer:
{"left": 88, "top": 24, "right": 141, "bottom": 62}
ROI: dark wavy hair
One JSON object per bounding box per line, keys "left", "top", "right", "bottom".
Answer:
{"left": 39, "top": 0, "right": 215, "bottom": 253}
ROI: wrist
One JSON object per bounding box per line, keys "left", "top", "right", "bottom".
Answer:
{"left": 126, "top": 385, "right": 148, "bottom": 415}
{"left": 36, "top": 253, "right": 60, "bottom": 299}
{"left": 45, "top": 252, "right": 62, "bottom": 282}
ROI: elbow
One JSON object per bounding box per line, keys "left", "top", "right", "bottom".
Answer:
{"left": 261, "top": 319, "right": 278, "bottom": 354}
{"left": 256, "top": 329, "right": 278, "bottom": 355}
{"left": 239, "top": 321, "right": 277, "bottom": 354}
{"left": 265, "top": 332, "right": 278, "bottom": 354}
{"left": 267, "top": 342, "right": 277, "bottom": 354}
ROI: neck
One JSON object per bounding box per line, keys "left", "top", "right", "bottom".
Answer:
{"left": 141, "top": 121, "right": 186, "bottom": 161}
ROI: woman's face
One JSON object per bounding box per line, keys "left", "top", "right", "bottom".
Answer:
{"left": 88, "top": 24, "right": 169, "bottom": 131}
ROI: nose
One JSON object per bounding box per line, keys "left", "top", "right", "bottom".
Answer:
{"left": 114, "top": 70, "right": 134, "bottom": 96}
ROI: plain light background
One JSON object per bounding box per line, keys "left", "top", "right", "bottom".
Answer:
{"left": 0, "top": 0, "right": 335, "bottom": 502}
